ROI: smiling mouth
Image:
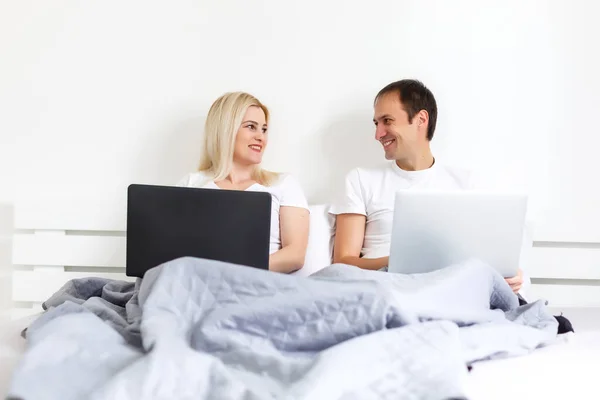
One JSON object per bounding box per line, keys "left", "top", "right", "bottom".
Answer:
{"left": 248, "top": 145, "right": 262, "bottom": 152}
{"left": 382, "top": 139, "right": 395, "bottom": 148}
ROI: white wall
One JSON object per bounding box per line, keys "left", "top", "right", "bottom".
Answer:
{"left": 1, "top": 1, "right": 599, "bottom": 266}
{"left": 0, "top": 0, "right": 17, "bottom": 308}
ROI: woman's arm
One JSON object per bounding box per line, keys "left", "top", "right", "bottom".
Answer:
{"left": 333, "top": 214, "right": 388, "bottom": 270}
{"left": 269, "top": 206, "right": 310, "bottom": 273}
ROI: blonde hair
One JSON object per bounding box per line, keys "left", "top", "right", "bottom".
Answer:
{"left": 198, "top": 92, "right": 279, "bottom": 186}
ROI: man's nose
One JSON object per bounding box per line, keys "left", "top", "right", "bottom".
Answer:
{"left": 375, "top": 125, "right": 386, "bottom": 141}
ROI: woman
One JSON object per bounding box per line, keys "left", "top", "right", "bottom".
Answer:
{"left": 178, "top": 92, "right": 309, "bottom": 273}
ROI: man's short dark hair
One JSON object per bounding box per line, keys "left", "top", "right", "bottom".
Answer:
{"left": 375, "top": 79, "right": 438, "bottom": 141}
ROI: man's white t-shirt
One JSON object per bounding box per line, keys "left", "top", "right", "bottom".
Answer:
{"left": 329, "top": 160, "right": 531, "bottom": 295}
{"left": 330, "top": 161, "right": 471, "bottom": 259}
{"left": 177, "top": 171, "right": 309, "bottom": 255}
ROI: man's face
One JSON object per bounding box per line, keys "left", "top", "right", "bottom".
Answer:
{"left": 373, "top": 92, "right": 420, "bottom": 161}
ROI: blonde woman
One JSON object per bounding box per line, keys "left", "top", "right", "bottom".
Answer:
{"left": 178, "top": 92, "right": 309, "bottom": 273}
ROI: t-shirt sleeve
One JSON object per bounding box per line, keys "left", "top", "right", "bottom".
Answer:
{"left": 176, "top": 172, "right": 206, "bottom": 188}
{"left": 176, "top": 174, "right": 190, "bottom": 187}
{"left": 329, "top": 169, "right": 366, "bottom": 216}
{"left": 279, "top": 174, "right": 309, "bottom": 210}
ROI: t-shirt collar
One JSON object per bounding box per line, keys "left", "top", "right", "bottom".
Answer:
{"left": 390, "top": 158, "right": 437, "bottom": 180}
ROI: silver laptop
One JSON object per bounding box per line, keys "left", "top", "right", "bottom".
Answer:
{"left": 387, "top": 190, "right": 527, "bottom": 277}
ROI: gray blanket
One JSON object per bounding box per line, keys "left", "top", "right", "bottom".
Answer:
{"left": 8, "top": 257, "right": 558, "bottom": 400}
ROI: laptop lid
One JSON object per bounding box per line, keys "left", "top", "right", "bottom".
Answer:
{"left": 387, "top": 190, "right": 527, "bottom": 277}
{"left": 126, "top": 184, "right": 271, "bottom": 277}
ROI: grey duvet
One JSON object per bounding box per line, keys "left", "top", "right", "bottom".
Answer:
{"left": 8, "top": 257, "right": 558, "bottom": 400}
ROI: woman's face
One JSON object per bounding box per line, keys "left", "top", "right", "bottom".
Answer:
{"left": 233, "top": 106, "right": 268, "bottom": 166}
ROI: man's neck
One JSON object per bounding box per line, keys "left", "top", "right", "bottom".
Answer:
{"left": 395, "top": 149, "right": 435, "bottom": 172}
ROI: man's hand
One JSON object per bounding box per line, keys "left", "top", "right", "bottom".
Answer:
{"left": 505, "top": 268, "right": 523, "bottom": 293}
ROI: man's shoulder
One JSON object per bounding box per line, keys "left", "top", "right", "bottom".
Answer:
{"left": 346, "top": 163, "right": 392, "bottom": 180}
{"left": 435, "top": 164, "right": 473, "bottom": 189}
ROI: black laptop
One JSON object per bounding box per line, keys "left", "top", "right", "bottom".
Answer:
{"left": 125, "top": 184, "right": 272, "bottom": 277}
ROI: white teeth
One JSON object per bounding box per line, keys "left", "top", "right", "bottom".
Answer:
{"left": 249, "top": 145, "right": 261, "bottom": 151}
{"left": 382, "top": 139, "right": 394, "bottom": 147}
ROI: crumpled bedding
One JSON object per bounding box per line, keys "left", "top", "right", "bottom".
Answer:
{"left": 7, "top": 257, "right": 558, "bottom": 400}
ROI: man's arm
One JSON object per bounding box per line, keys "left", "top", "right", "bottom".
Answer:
{"left": 333, "top": 214, "right": 388, "bottom": 270}
{"left": 506, "top": 269, "right": 524, "bottom": 293}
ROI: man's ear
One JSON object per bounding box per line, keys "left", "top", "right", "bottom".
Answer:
{"left": 417, "top": 109, "right": 429, "bottom": 127}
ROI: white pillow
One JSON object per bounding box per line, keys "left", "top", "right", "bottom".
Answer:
{"left": 293, "top": 204, "right": 335, "bottom": 277}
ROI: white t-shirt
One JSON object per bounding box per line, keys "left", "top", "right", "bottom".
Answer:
{"left": 329, "top": 161, "right": 531, "bottom": 295}
{"left": 330, "top": 161, "right": 471, "bottom": 259}
{"left": 177, "top": 171, "right": 309, "bottom": 255}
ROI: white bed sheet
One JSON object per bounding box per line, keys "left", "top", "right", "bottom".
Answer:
{"left": 2, "top": 311, "right": 599, "bottom": 399}
{"left": 0, "top": 315, "right": 35, "bottom": 398}
{"left": 467, "top": 306, "right": 600, "bottom": 399}
{"left": 466, "top": 330, "right": 600, "bottom": 399}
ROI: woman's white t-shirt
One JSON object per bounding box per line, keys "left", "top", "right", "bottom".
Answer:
{"left": 177, "top": 172, "right": 309, "bottom": 255}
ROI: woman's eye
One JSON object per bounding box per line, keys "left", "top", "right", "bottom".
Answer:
{"left": 262, "top": 128, "right": 268, "bottom": 134}
{"left": 247, "top": 125, "right": 256, "bottom": 131}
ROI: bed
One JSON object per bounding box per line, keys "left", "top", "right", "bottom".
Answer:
{"left": 3, "top": 192, "right": 600, "bottom": 399}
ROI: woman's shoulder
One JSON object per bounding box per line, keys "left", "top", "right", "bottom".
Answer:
{"left": 270, "top": 172, "right": 302, "bottom": 189}
{"left": 269, "top": 173, "right": 308, "bottom": 208}
{"left": 176, "top": 171, "right": 210, "bottom": 187}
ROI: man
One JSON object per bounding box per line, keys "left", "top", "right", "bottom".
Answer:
{"left": 329, "top": 79, "right": 526, "bottom": 294}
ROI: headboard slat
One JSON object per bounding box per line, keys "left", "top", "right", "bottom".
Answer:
{"left": 13, "top": 234, "right": 126, "bottom": 268}
{"left": 12, "top": 270, "right": 132, "bottom": 303}
{"left": 529, "top": 283, "right": 600, "bottom": 308}
{"left": 529, "top": 245, "right": 600, "bottom": 280}
{"left": 15, "top": 194, "right": 126, "bottom": 231}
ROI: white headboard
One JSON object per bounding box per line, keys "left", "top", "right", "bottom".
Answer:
{"left": 527, "top": 242, "right": 600, "bottom": 307}
{"left": 11, "top": 196, "right": 600, "bottom": 314}
{"left": 11, "top": 195, "right": 336, "bottom": 314}
{"left": 12, "top": 195, "right": 131, "bottom": 311}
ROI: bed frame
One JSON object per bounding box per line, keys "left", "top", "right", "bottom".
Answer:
{"left": 11, "top": 194, "right": 132, "bottom": 315}
{"left": 10, "top": 194, "right": 600, "bottom": 316}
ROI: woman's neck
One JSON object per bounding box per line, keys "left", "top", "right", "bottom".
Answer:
{"left": 224, "top": 162, "right": 254, "bottom": 184}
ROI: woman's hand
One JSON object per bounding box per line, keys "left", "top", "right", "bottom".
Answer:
{"left": 505, "top": 268, "right": 523, "bottom": 293}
